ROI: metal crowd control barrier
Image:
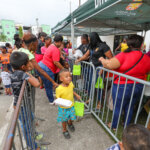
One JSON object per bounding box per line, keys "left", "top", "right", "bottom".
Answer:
{"left": 69, "top": 58, "right": 150, "bottom": 142}
{"left": 91, "top": 66, "right": 150, "bottom": 142}
{"left": 3, "top": 81, "right": 37, "bottom": 150}
{"left": 68, "top": 58, "right": 96, "bottom": 111}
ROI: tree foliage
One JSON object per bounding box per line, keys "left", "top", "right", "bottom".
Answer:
{"left": 18, "top": 26, "right": 23, "bottom": 38}
{"left": 0, "top": 34, "right": 7, "bottom": 42}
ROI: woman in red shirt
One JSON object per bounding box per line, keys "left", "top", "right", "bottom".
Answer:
{"left": 100, "top": 35, "right": 150, "bottom": 130}
{"left": 38, "top": 35, "right": 64, "bottom": 103}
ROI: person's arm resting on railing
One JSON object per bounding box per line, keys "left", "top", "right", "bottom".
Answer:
{"left": 26, "top": 72, "right": 40, "bottom": 87}
{"left": 99, "top": 57, "right": 120, "bottom": 70}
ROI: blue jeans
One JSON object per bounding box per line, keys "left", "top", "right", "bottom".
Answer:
{"left": 95, "top": 70, "right": 103, "bottom": 101}
{"left": 84, "top": 67, "right": 102, "bottom": 100}
{"left": 84, "top": 67, "right": 93, "bottom": 95}
{"left": 38, "top": 62, "right": 54, "bottom": 103}
{"left": 19, "top": 107, "right": 37, "bottom": 149}
{"left": 112, "top": 83, "right": 143, "bottom": 128}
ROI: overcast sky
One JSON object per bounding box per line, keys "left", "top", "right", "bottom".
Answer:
{"left": 0, "top": 0, "right": 87, "bottom": 28}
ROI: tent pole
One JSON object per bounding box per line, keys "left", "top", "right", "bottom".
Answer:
{"left": 143, "top": 30, "right": 147, "bottom": 51}
{"left": 70, "top": 1, "right": 74, "bottom": 49}
{"left": 71, "top": 21, "right": 75, "bottom": 49}
{"left": 143, "top": 30, "right": 146, "bottom": 38}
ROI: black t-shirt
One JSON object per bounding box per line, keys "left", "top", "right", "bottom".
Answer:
{"left": 77, "top": 44, "right": 89, "bottom": 55}
{"left": 89, "top": 42, "right": 110, "bottom": 67}
{"left": 36, "top": 40, "right": 44, "bottom": 54}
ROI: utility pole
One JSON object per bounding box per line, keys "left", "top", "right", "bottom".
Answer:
{"left": 79, "top": 0, "right": 81, "bottom": 7}
{"left": 70, "top": 0, "right": 74, "bottom": 49}
{"left": 36, "top": 18, "right": 39, "bottom": 34}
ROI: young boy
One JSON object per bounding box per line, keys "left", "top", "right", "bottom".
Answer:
{"left": 107, "top": 124, "right": 150, "bottom": 150}
{"left": 56, "top": 69, "right": 81, "bottom": 139}
{"left": 0, "top": 65, "right": 12, "bottom": 95}
{"left": 10, "top": 52, "right": 40, "bottom": 107}
{"left": 10, "top": 52, "right": 46, "bottom": 150}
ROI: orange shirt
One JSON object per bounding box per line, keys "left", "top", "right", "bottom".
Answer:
{"left": 0, "top": 53, "right": 10, "bottom": 64}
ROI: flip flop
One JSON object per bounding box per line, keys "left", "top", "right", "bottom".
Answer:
{"left": 107, "top": 122, "right": 116, "bottom": 131}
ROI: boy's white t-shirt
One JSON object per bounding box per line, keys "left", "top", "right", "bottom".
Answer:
{"left": 0, "top": 71, "right": 11, "bottom": 86}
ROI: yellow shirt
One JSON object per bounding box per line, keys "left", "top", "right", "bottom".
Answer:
{"left": 121, "top": 43, "right": 128, "bottom": 52}
{"left": 56, "top": 82, "right": 74, "bottom": 109}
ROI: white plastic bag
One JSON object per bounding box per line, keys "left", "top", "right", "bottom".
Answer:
{"left": 54, "top": 98, "right": 72, "bottom": 107}
{"left": 73, "top": 49, "right": 83, "bottom": 59}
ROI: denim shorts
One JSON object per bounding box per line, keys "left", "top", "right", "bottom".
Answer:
{"left": 5, "top": 85, "right": 11, "bottom": 88}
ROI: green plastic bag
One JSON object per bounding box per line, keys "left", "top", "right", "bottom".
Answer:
{"left": 73, "top": 65, "right": 81, "bottom": 75}
{"left": 147, "top": 74, "right": 150, "bottom": 81}
{"left": 95, "top": 76, "right": 104, "bottom": 89}
{"left": 74, "top": 101, "right": 84, "bottom": 117}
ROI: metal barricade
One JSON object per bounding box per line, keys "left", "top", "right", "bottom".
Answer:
{"left": 68, "top": 58, "right": 96, "bottom": 111}
{"left": 3, "top": 81, "right": 37, "bottom": 150}
{"left": 68, "top": 58, "right": 150, "bottom": 141}
{"left": 91, "top": 66, "right": 150, "bottom": 142}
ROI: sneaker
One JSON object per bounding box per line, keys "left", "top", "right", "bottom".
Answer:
{"left": 68, "top": 124, "right": 75, "bottom": 132}
{"left": 49, "top": 102, "right": 54, "bottom": 105}
{"left": 63, "top": 131, "right": 71, "bottom": 139}
{"left": 35, "top": 132, "right": 44, "bottom": 141}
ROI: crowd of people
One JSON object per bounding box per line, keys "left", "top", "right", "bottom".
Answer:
{"left": 0, "top": 31, "right": 150, "bottom": 149}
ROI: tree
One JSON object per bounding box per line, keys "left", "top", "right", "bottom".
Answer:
{"left": 0, "top": 34, "right": 7, "bottom": 42}
{"left": 18, "top": 26, "right": 23, "bottom": 38}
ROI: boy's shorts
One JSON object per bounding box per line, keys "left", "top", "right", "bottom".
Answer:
{"left": 57, "top": 106, "right": 76, "bottom": 123}
{"left": 5, "top": 85, "right": 11, "bottom": 88}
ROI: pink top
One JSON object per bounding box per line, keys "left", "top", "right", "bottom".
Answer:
{"left": 42, "top": 44, "right": 60, "bottom": 73}
{"left": 64, "top": 48, "right": 69, "bottom": 61}
{"left": 41, "top": 46, "right": 48, "bottom": 55}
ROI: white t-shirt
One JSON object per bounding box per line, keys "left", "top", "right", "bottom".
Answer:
{"left": 0, "top": 71, "right": 11, "bottom": 86}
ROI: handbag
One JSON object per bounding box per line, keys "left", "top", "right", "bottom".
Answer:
{"left": 73, "top": 65, "right": 81, "bottom": 75}
{"left": 74, "top": 101, "right": 84, "bottom": 117}
{"left": 147, "top": 74, "right": 150, "bottom": 81}
{"left": 95, "top": 76, "right": 104, "bottom": 89}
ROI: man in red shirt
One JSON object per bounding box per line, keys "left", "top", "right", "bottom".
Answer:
{"left": 38, "top": 35, "right": 64, "bottom": 104}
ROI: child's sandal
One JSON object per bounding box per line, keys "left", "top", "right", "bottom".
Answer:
{"left": 63, "top": 131, "right": 71, "bottom": 139}
{"left": 68, "top": 124, "right": 75, "bottom": 132}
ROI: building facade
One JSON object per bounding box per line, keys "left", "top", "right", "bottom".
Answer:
{"left": 41, "top": 24, "right": 51, "bottom": 35}
{"left": 0, "top": 19, "right": 16, "bottom": 44}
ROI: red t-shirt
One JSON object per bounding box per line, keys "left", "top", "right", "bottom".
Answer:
{"left": 114, "top": 51, "right": 150, "bottom": 84}
{"left": 42, "top": 44, "right": 60, "bottom": 73}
